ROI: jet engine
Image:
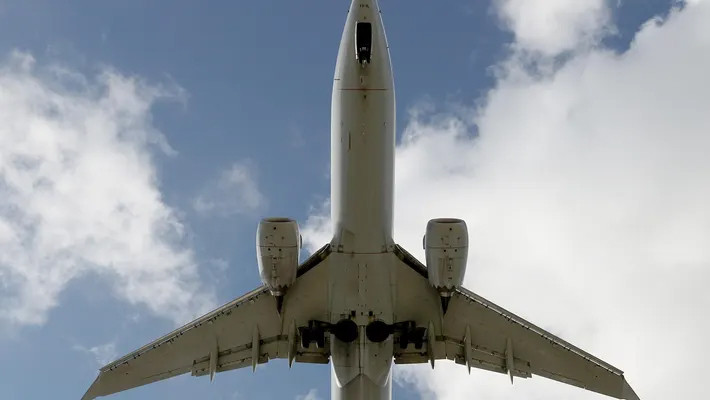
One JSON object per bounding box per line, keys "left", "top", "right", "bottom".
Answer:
{"left": 423, "top": 218, "right": 468, "bottom": 313}
{"left": 257, "top": 218, "right": 301, "bottom": 311}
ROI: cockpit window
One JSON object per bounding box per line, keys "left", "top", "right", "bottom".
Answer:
{"left": 356, "top": 22, "right": 372, "bottom": 64}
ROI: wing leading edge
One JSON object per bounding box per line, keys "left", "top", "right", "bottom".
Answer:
{"left": 392, "top": 244, "right": 640, "bottom": 400}
{"left": 82, "top": 245, "right": 332, "bottom": 400}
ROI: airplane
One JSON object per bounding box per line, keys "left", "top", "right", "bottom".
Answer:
{"left": 82, "top": 1, "right": 641, "bottom": 399}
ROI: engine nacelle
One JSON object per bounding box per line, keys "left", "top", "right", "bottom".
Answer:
{"left": 256, "top": 218, "right": 301, "bottom": 297}
{"left": 423, "top": 218, "right": 468, "bottom": 296}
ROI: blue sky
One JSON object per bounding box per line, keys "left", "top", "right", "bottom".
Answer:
{"left": 1, "top": 1, "right": 708, "bottom": 399}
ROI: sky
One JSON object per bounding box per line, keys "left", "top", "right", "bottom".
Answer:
{"left": 0, "top": 0, "right": 708, "bottom": 399}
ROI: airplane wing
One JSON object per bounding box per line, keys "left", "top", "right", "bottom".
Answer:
{"left": 82, "top": 244, "right": 332, "bottom": 400}
{"left": 391, "top": 245, "right": 640, "bottom": 400}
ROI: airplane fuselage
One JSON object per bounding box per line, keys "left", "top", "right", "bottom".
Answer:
{"left": 329, "top": 1, "right": 397, "bottom": 399}
{"left": 331, "top": 0, "right": 395, "bottom": 255}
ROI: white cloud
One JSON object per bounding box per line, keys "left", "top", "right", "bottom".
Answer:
{"left": 301, "top": 199, "right": 331, "bottom": 252}
{"left": 0, "top": 51, "right": 214, "bottom": 327}
{"left": 494, "top": 0, "right": 612, "bottom": 56}
{"left": 74, "top": 342, "right": 118, "bottom": 366}
{"left": 305, "top": 1, "right": 710, "bottom": 399}
{"left": 193, "top": 161, "right": 265, "bottom": 217}
{"left": 295, "top": 388, "right": 321, "bottom": 400}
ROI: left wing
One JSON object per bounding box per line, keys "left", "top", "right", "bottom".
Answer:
{"left": 391, "top": 245, "right": 640, "bottom": 400}
{"left": 440, "top": 287, "right": 640, "bottom": 399}
{"left": 82, "top": 245, "right": 332, "bottom": 400}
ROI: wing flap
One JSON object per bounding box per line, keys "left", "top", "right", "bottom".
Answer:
{"left": 189, "top": 336, "right": 330, "bottom": 377}
{"left": 444, "top": 336, "right": 533, "bottom": 378}
{"left": 393, "top": 334, "right": 531, "bottom": 379}
{"left": 190, "top": 335, "right": 279, "bottom": 377}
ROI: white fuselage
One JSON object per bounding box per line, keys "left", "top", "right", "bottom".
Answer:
{"left": 331, "top": 0, "right": 395, "bottom": 255}
{"left": 329, "top": 1, "right": 397, "bottom": 399}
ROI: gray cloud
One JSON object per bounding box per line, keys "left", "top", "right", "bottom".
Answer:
{"left": 0, "top": 51, "right": 214, "bottom": 327}
{"left": 73, "top": 342, "right": 118, "bottom": 366}
{"left": 295, "top": 388, "right": 322, "bottom": 400}
{"left": 193, "top": 160, "right": 266, "bottom": 217}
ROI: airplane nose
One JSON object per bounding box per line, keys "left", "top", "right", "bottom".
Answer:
{"left": 351, "top": 0, "right": 379, "bottom": 10}
{"left": 335, "top": 0, "right": 392, "bottom": 87}
{"left": 348, "top": 0, "right": 384, "bottom": 66}
{"left": 349, "top": 0, "right": 381, "bottom": 21}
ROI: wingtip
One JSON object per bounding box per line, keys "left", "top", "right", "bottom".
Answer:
{"left": 622, "top": 378, "right": 640, "bottom": 400}
{"left": 81, "top": 375, "right": 101, "bottom": 400}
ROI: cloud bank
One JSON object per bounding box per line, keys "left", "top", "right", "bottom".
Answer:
{"left": 494, "top": 0, "right": 612, "bottom": 55}
{"left": 305, "top": 1, "right": 709, "bottom": 398}
{"left": 0, "top": 51, "right": 214, "bottom": 327}
{"left": 295, "top": 388, "right": 322, "bottom": 400}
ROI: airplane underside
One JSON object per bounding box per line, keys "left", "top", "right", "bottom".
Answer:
{"left": 82, "top": 1, "right": 640, "bottom": 400}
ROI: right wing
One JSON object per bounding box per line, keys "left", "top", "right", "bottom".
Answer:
{"left": 82, "top": 244, "right": 332, "bottom": 400}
